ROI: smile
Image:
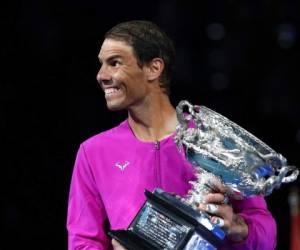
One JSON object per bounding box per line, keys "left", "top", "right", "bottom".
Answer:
{"left": 104, "top": 87, "right": 121, "bottom": 96}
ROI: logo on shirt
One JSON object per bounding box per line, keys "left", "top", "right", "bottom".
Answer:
{"left": 115, "top": 161, "right": 130, "bottom": 171}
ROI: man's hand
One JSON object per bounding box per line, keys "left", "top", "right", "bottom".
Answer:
{"left": 111, "top": 239, "right": 127, "bottom": 250}
{"left": 198, "top": 193, "right": 248, "bottom": 242}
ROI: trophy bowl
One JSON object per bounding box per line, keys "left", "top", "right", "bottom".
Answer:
{"left": 109, "top": 100, "right": 299, "bottom": 250}
{"left": 175, "top": 100, "right": 299, "bottom": 202}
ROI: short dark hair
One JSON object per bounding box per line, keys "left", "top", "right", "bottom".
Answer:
{"left": 104, "top": 20, "right": 176, "bottom": 95}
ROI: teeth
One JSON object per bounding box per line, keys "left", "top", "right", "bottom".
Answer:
{"left": 105, "top": 87, "right": 119, "bottom": 95}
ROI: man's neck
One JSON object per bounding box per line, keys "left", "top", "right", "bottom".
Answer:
{"left": 128, "top": 94, "right": 177, "bottom": 142}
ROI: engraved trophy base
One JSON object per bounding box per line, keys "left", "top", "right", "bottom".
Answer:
{"left": 109, "top": 189, "right": 224, "bottom": 250}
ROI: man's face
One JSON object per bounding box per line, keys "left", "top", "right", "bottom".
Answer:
{"left": 97, "top": 39, "right": 149, "bottom": 111}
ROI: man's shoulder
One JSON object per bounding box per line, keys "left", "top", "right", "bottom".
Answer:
{"left": 81, "top": 119, "right": 130, "bottom": 149}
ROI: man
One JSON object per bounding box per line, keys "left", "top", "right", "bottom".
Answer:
{"left": 67, "top": 20, "right": 276, "bottom": 249}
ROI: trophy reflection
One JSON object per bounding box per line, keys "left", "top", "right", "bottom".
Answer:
{"left": 109, "top": 100, "right": 299, "bottom": 250}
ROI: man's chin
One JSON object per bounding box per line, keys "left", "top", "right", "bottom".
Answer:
{"left": 106, "top": 103, "right": 124, "bottom": 111}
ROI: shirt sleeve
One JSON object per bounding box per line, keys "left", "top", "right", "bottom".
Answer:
{"left": 67, "top": 144, "right": 112, "bottom": 250}
{"left": 222, "top": 196, "right": 277, "bottom": 250}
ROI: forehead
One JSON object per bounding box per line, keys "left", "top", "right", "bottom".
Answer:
{"left": 98, "top": 39, "right": 134, "bottom": 60}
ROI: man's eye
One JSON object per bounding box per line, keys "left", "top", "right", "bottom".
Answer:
{"left": 111, "top": 60, "right": 121, "bottom": 67}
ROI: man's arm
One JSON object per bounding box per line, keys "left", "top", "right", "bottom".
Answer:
{"left": 67, "top": 145, "right": 112, "bottom": 250}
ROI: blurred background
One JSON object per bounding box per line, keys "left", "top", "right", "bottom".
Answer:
{"left": 2, "top": 0, "right": 300, "bottom": 249}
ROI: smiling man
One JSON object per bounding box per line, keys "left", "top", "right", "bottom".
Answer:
{"left": 67, "top": 20, "right": 276, "bottom": 250}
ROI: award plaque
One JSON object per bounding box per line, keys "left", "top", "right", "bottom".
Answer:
{"left": 109, "top": 100, "right": 299, "bottom": 250}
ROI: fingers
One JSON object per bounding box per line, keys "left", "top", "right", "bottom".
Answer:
{"left": 206, "top": 204, "right": 219, "bottom": 214}
{"left": 211, "top": 216, "right": 225, "bottom": 227}
{"left": 198, "top": 203, "right": 231, "bottom": 229}
{"left": 200, "top": 202, "right": 233, "bottom": 220}
{"left": 203, "top": 193, "right": 227, "bottom": 204}
{"left": 198, "top": 202, "right": 226, "bottom": 228}
{"left": 198, "top": 193, "right": 233, "bottom": 230}
{"left": 206, "top": 177, "right": 227, "bottom": 193}
{"left": 196, "top": 192, "right": 248, "bottom": 241}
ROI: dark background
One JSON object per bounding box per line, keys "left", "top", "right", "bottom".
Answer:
{"left": 2, "top": 0, "right": 300, "bottom": 249}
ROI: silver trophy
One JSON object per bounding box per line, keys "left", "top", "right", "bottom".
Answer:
{"left": 173, "top": 100, "right": 299, "bottom": 249}
{"left": 175, "top": 100, "right": 299, "bottom": 205}
{"left": 109, "top": 100, "right": 299, "bottom": 250}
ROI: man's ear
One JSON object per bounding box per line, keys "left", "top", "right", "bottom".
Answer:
{"left": 146, "top": 58, "right": 164, "bottom": 82}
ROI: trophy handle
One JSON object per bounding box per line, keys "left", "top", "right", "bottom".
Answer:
{"left": 176, "top": 100, "right": 202, "bottom": 130}
{"left": 281, "top": 166, "right": 299, "bottom": 183}
{"left": 262, "top": 165, "right": 299, "bottom": 195}
{"left": 235, "top": 165, "right": 300, "bottom": 196}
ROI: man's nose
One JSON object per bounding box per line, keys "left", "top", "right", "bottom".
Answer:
{"left": 96, "top": 66, "right": 111, "bottom": 84}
